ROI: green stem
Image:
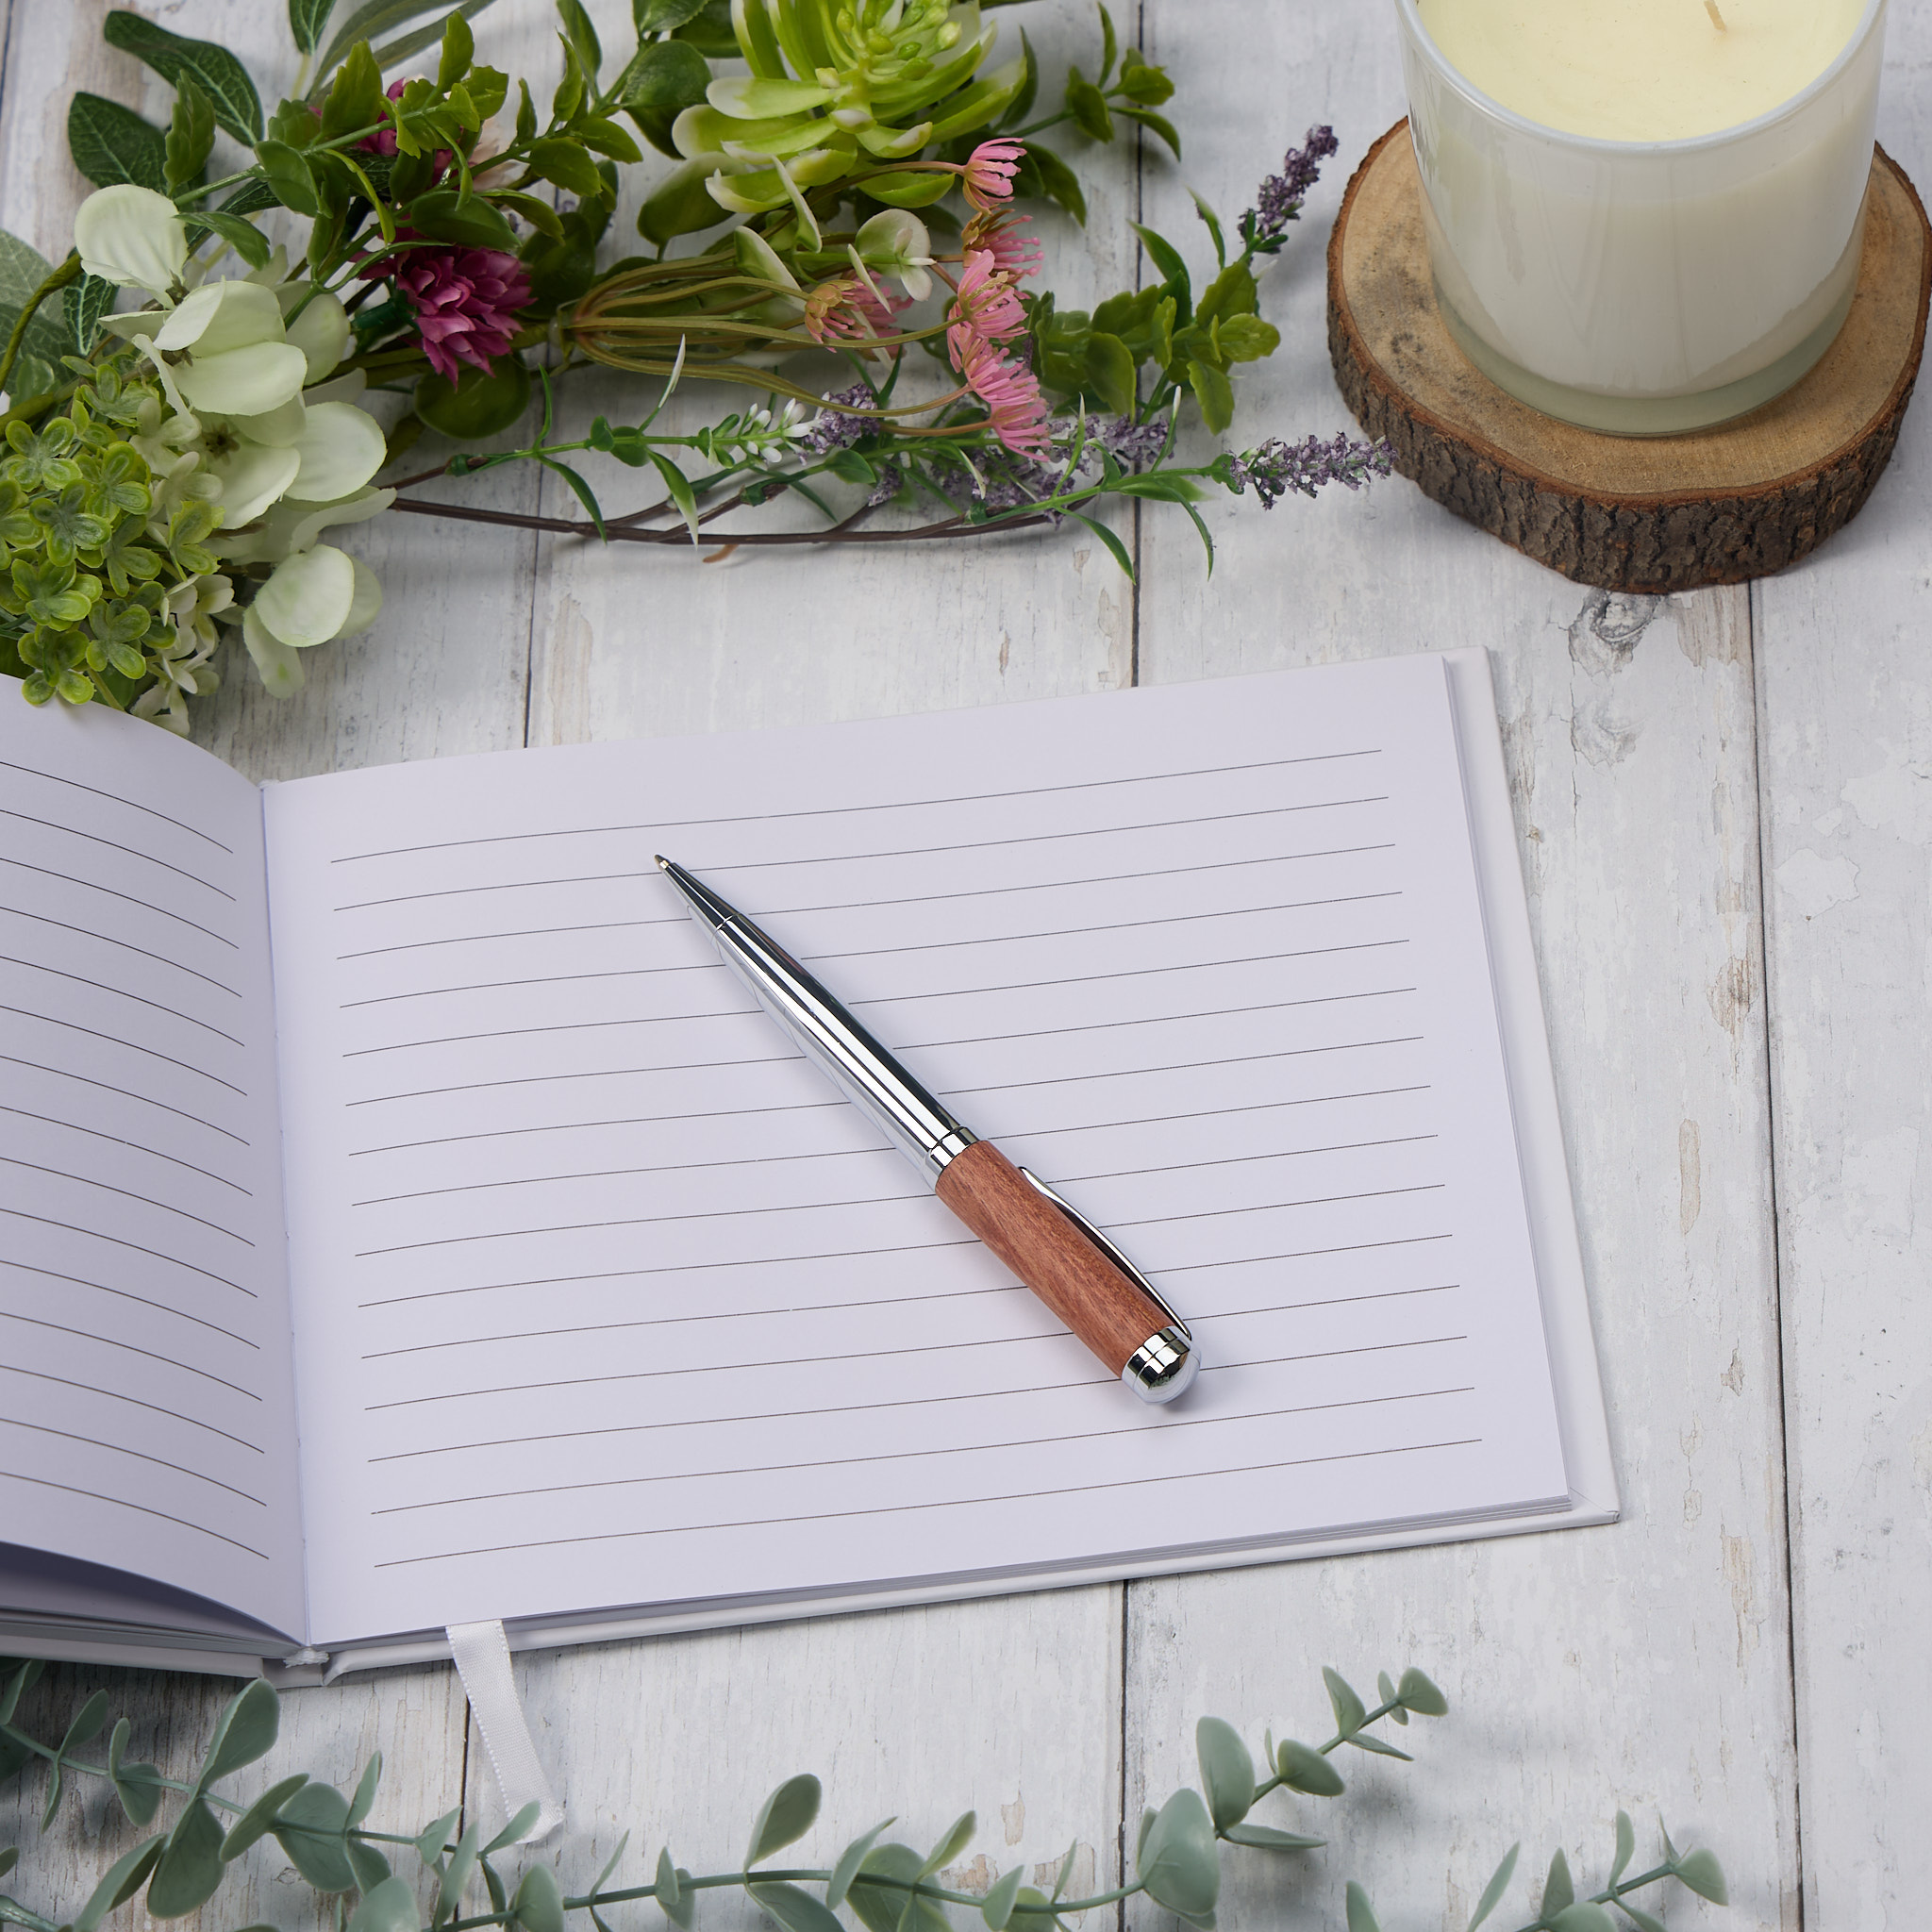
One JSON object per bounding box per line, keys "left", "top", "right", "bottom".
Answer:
{"left": 0, "top": 253, "right": 80, "bottom": 398}
{"left": 172, "top": 122, "right": 391, "bottom": 208}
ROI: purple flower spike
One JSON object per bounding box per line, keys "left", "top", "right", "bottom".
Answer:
{"left": 1252, "top": 125, "right": 1341, "bottom": 241}
{"left": 1227, "top": 433, "right": 1395, "bottom": 509}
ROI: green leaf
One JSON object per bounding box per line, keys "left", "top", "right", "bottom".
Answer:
{"left": 918, "top": 1813, "right": 975, "bottom": 1881}
{"left": 1344, "top": 1733, "right": 1412, "bottom": 1762}
{"left": 1048, "top": 1843, "right": 1078, "bottom": 1903}
{"left": 222, "top": 1774, "right": 309, "bottom": 1861}
{"left": 999, "top": 28, "right": 1039, "bottom": 128}
{"left": 1068, "top": 509, "right": 1132, "bottom": 578}
{"left": 652, "top": 1847, "right": 683, "bottom": 1921}
{"left": 1189, "top": 191, "right": 1225, "bottom": 268}
{"left": 1097, "top": 2, "right": 1118, "bottom": 83}
{"left": 1064, "top": 73, "right": 1112, "bottom": 143}
{"left": 1194, "top": 1718, "right": 1255, "bottom": 1832}
{"left": 415, "top": 1808, "right": 460, "bottom": 1864}
{"left": 1218, "top": 1824, "right": 1323, "bottom": 1852}
{"left": 556, "top": 0, "right": 602, "bottom": 75}
{"left": 58, "top": 1690, "right": 111, "bottom": 1758}
{"left": 348, "top": 1875, "right": 421, "bottom": 1932}
{"left": 1614, "top": 1903, "right": 1667, "bottom": 1932}
{"left": 1607, "top": 1810, "right": 1634, "bottom": 1888}
{"left": 148, "top": 1799, "right": 227, "bottom": 1919}
{"left": 0, "top": 1662, "right": 42, "bottom": 1728}
{"left": 438, "top": 9, "right": 475, "bottom": 86}
{"left": 848, "top": 1847, "right": 946, "bottom": 1932}
{"left": 407, "top": 187, "right": 520, "bottom": 249}
{"left": 274, "top": 1782, "right": 358, "bottom": 1892}
{"left": 980, "top": 1868, "right": 1024, "bottom": 1930}
{"left": 512, "top": 1865, "right": 564, "bottom": 1932}
{"left": 745, "top": 1775, "right": 822, "bottom": 1868}
{"left": 1466, "top": 1843, "right": 1519, "bottom": 1931}
{"left": 1672, "top": 1848, "right": 1727, "bottom": 1905}
{"left": 525, "top": 136, "right": 607, "bottom": 198}
{"left": 372, "top": 0, "right": 498, "bottom": 75}
{"left": 1396, "top": 1669, "right": 1448, "bottom": 1718}
{"left": 256, "top": 139, "right": 322, "bottom": 215}
{"left": 291, "top": 0, "right": 340, "bottom": 56}
{"left": 637, "top": 0, "right": 710, "bottom": 27}
{"left": 1024, "top": 143, "right": 1086, "bottom": 225}
{"left": 194, "top": 208, "right": 273, "bottom": 268}
{"left": 165, "top": 79, "right": 216, "bottom": 192}
{"left": 1083, "top": 330, "right": 1137, "bottom": 415}
{"left": 73, "top": 1835, "right": 165, "bottom": 1932}
{"left": 0, "top": 239, "right": 69, "bottom": 374}
{"left": 748, "top": 1883, "right": 842, "bottom": 1932}
{"left": 1343, "top": 1882, "right": 1380, "bottom": 1932}
{"left": 347, "top": 1840, "right": 394, "bottom": 1893}
{"left": 1322, "top": 1671, "right": 1368, "bottom": 1742}
{"left": 67, "top": 94, "right": 168, "bottom": 192}
{"left": 1136, "top": 1789, "right": 1219, "bottom": 1925}
{"left": 345, "top": 1752, "right": 383, "bottom": 1830}
{"left": 318, "top": 0, "right": 486, "bottom": 76}
{"left": 1108, "top": 472, "right": 1206, "bottom": 505}
{"left": 1116, "top": 107, "right": 1179, "bottom": 158}
{"left": 199, "top": 1680, "right": 279, "bottom": 1792}
{"left": 826, "top": 1822, "right": 894, "bottom": 1910}
{"left": 103, "top": 13, "right": 263, "bottom": 143}
{"left": 484, "top": 1804, "right": 541, "bottom": 1856}
{"left": 1550, "top": 1907, "right": 1616, "bottom": 1932}
{"left": 439, "top": 1822, "right": 484, "bottom": 1916}
{"left": 1542, "top": 1848, "right": 1575, "bottom": 1916}
{"left": 1187, "top": 357, "right": 1233, "bottom": 433}
{"left": 1128, "top": 223, "right": 1189, "bottom": 302}
{"left": 614, "top": 39, "right": 710, "bottom": 154}
{"left": 1195, "top": 258, "right": 1257, "bottom": 326}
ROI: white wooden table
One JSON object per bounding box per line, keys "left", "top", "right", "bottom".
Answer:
{"left": 4, "top": 2, "right": 1928, "bottom": 1927}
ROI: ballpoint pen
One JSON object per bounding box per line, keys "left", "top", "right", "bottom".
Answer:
{"left": 656, "top": 856, "right": 1200, "bottom": 1404}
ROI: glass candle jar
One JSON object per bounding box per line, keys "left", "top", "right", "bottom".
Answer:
{"left": 1392, "top": 0, "right": 1890, "bottom": 434}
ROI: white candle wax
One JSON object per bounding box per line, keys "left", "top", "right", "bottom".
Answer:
{"left": 1395, "top": 0, "right": 1890, "bottom": 433}
{"left": 1416, "top": 0, "right": 1867, "bottom": 143}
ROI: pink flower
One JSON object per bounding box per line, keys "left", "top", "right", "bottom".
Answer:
{"left": 961, "top": 139, "right": 1025, "bottom": 213}
{"left": 963, "top": 208, "right": 1043, "bottom": 280}
{"left": 805, "top": 275, "right": 908, "bottom": 351}
{"left": 358, "top": 79, "right": 454, "bottom": 175}
{"left": 391, "top": 245, "right": 533, "bottom": 383}
{"left": 945, "top": 248, "right": 1025, "bottom": 369}
{"left": 956, "top": 334, "right": 1051, "bottom": 456}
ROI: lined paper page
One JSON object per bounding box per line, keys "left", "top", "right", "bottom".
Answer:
{"left": 265, "top": 656, "right": 1569, "bottom": 1647}
{"left": 0, "top": 695, "right": 303, "bottom": 1640}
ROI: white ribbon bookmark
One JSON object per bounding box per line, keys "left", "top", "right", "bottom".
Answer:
{"left": 446, "top": 1621, "right": 563, "bottom": 1843}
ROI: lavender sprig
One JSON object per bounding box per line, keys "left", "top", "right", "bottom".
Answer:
{"left": 1225, "top": 432, "right": 1395, "bottom": 509}
{"left": 1243, "top": 125, "right": 1341, "bottom": 252}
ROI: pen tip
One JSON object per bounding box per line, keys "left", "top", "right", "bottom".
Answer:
{"left": 654, "top": 854, "right": 672, "bottom": 872}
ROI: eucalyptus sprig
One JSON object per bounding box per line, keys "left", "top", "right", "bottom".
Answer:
{"left": 0, "top": 1656, "right": 1729, "bottom": 1932}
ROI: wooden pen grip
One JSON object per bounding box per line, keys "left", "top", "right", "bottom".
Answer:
{"left": 935, "top": 1141, "right": 1171, "bottom": 1375}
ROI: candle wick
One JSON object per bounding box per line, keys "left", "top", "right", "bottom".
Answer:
{"left": 1705, "top": 0, "right": 1727, "bottom": 25}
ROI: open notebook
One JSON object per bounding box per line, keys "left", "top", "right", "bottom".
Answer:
{"left": 0, "top": 650, "right": 1615, "bottom": 1680}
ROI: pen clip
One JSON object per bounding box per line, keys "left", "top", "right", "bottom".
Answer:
{"left": 1016, "top": 1166, "right": 1192, "bottom": 1341}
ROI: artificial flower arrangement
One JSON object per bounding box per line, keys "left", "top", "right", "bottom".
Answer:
{"left": 0, "top": 0, "right": 1391, "bottom": 731}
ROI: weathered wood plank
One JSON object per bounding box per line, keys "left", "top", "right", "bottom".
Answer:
{"left": 1753, "top": 8, "right": 1932, "bottom": 1922}
{"left": 1124, "top": 7, "right": 1799, "bottom": 1929}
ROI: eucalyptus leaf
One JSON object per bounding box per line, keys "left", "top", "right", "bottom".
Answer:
{"left": 1345, "top": 1734, "right": 1413, "bottom": 1763}
{"left": 346, "top": 1752, "right": 383, "bottom": 1829}
{"left": 347, "top": 1840, "right": 394, "bottom": 1893}
{"left": 1136, "top": 1789, "right": 1219, "bottom": 1925}
{"left": 274, "top": 1781, "right": 358, "bottom": 1892}
{"left": 848, "top": 1846, "right": 946, "bottom": 1932}
{"left": 199, "top": 1680, "right": 279, "bottom": 1792}
{"left": 1195, "top": 1718, "right": 1255, "bottom": 1831}
{"left": 1550, "top": 1906, "right": 1616, "bottom": 1932}
{"left": 291, "top": 0, "right": 340, "bottom": 55}
{"left": 1608, "top": 1810, "right": 1634, "bottom": 1887}
{"left": 513, "top": 1863, "right": 565, "bottom": 1932}
{"left": 590, "top": 1830, "right": 630, "bottom": 1898}
{"left": 826, "top": 1821, "right": 893, "bottom": 1909}
{"left": 1343, "top": 1881, "right": 1380, "bottom": 1932}
{"left": 485, "top": 1804, "right": 541, "bottom": 1855}
{"left": 1396, "top": 1669, "right": 1448, "bottom": 1718}
{"left": 1048, "top": 1843, "right": 1077, "bottom": 1903}
{"left": 103, "top": 13, "right": 264, "bottom": 143}
{"left": 748, "top": 1882, "right": 842, "bottom": 1932}
{"left": 347, "top": 1874, "right": 420, "bottom": 1932}
{"left": 67, "top": 94, "right": 169, "bottom": 192}
{"left": 222, "top": 1774, "right": 310, "bottom": 1861}
{"left": 416, "top": 1807, "right": 460, "bottom": 1864}
{"left": 1614, "top": 1903, "right": 1667, "bottom": 1932}
{"left": 147, "top": 1799, "right": 227, "bottom": 1919}
{"left": 0, "top": 1853, "right": 14, "bottom": 1883}
{"left": 744, "top": 1774, "right": 822, "bottom": 1868}
{"left": 0, "top": 1662, "right": 42, "bottom": 1728}
{"left": 1218, "top": 1824, "right": 1323, "bottom": 1852}
{"left": 1466, "top": 1843, "right": 1520, "bottom": 1932}
{"left": 980, "top": 1867, "right": 1024, "bottom": 1930}
{"left": 918, "top": 1812, "right": 974, "bottom": 1880}
{"left": 1673, "top": 1848, "right": 1728, "bottom": 1904}
{"left": 72, "top": 1835, "right": 164, "bottom": 1932}
{"left": 1542, "top": 1848, "right": 1575, "bottom": 1916}
{"left": 438, "top": 1822, "right": 484, "bottom": 1917}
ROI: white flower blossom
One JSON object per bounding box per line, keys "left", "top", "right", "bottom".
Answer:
{"left": 74, "top": 185, "right": 188, "bottom": 298}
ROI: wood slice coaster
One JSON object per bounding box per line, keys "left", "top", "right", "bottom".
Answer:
{"left": 1327, "top": 123, "right": 1932, "bottom": 592}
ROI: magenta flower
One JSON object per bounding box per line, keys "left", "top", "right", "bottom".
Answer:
{"left": 961, "top": 139, "right": 1025, "bottom": 212}
{"left": 392, "top": 246, "right": 533, "bottom": 383}
{"left": 963, "top": 208, "right": 1043, "bottom": 281}
{"left": 945, "top": 248, "right": 1025, "bottom": 369}
{"left": 805, "top": 274, "right": 908, "bottom": 350}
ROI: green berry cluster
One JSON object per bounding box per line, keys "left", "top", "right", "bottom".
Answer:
{"left": 0, "top": 350, "right": 228, "bottom": 732}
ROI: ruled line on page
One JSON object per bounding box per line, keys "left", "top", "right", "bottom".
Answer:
{"left": 0, "top": 1471, "right": 269, "bottom": 1558}
{"left": 364, "top": 1332, "right": 1470, "bottom": 1412}
{"left": 0, "top": 1156, "right": 254, "bottom": 1245}
{"left": 370, "top": 1387, "right": 1478, "bottom": 1515}
{"left": 0, "top": 757, "right": 234, "bottom": 854}
{"left": 327, "top": 749, "right": 1388, "bottom": 864}
{"left": 0, "top": 905, "right": 243, "bottom": 997}
{"left": 0, "top": 805, "right": 237, "bottom": 900}
{"left": 370, "top": 1438, "right": 1483, "bottom": 1570}
{"left": 0, "top": 1417, "right": 267, "bottom": 1507}
{"left": 344, "top": 1082, "right": 1431, "bottom": 1161}
{"left": 0, "top": 1053, "right": 251, "bottom": 1143}
{"left": 0, "top": 955, "right": 246, "bottom": 1047}
{"left": 331, "top": 842, "right": 1399, "bottom": 918}
{"left": 0, "top": 1206, "right": 252, "bottom": 1295}
{"left": 0, "top": 1362, "right": 264, "bottom": 1452}
{"left": 0, "top": 1008, "right": 249, "bottom": 1099}
{"left": 339, "top": 944, "right": 1408, "bottom": 1055}
{"left": 0, "top": 1309, "right": 262, "bottom": 1397}
{"left": 0, "top": 1105, "right": 253, "bottom": 1193}
{"left": 2, "top": 1257, "right": 259, "bottom": 1344}
{"left": 358, "top": 1284, "right": 1461, "bottom": 1362}
{"left": 0, "top": 855, "right": 240, "bottom": 946}
{"left": 346, "top": 1133, "right": 1440, "bottom": 1211}
{"left": 350, "top": 1180, "right": 1445, "bottom": 1261}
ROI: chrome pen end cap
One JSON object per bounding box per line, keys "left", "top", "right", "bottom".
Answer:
{"left": 1123, "top": 1325, "right": 1199, "bottom": 1405}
